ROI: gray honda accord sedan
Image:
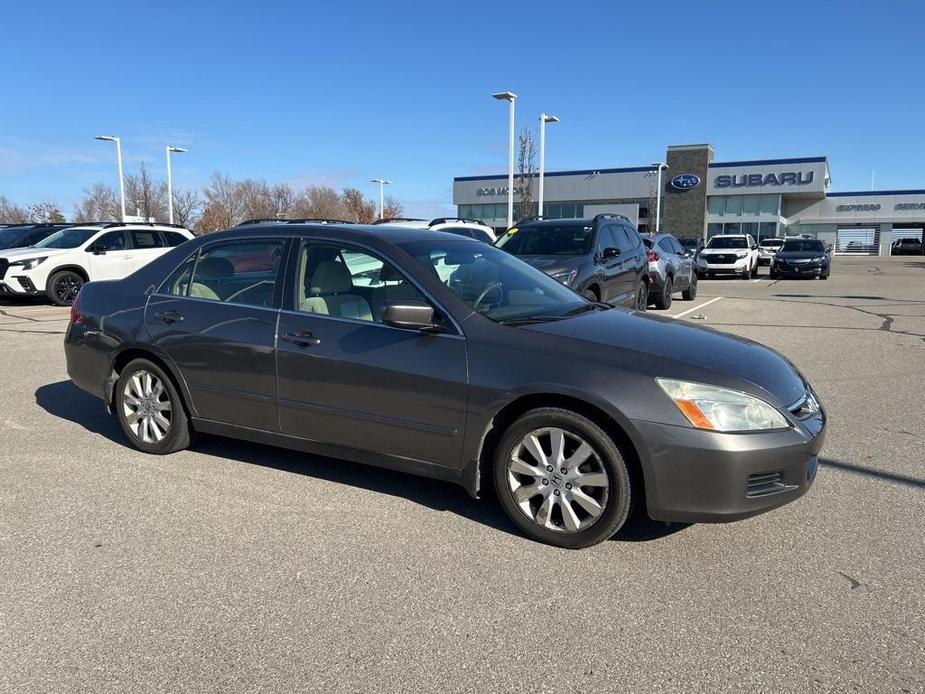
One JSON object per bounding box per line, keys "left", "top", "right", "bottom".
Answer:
{"left": 64, "top": 223, "right": 825, "bottom": 548}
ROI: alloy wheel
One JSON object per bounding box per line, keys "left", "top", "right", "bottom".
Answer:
{"left": 122, "top": 370, "right": 172, "bottom": 443}
{"left": 506, "top": 427, "right": 610, "bottom": 533}
{"left": 54, "top": 275, "right": 82, "bottom": 303}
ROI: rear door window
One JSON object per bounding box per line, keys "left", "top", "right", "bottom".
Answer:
{"left": 130, "top": 230, "right": 163, "bottom": 249}
{"left": 162, "top": 231, "right": 190, "bottom": 247}
{"left": 176, "top": 240, "right": 285, "bottom": 308}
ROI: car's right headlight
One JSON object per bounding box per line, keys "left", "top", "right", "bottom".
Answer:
{"left": 550, "top": 268, "right": 577, "bottom": 286}
{"left": 656, "top": 378, "right": 789, "bottom": 432}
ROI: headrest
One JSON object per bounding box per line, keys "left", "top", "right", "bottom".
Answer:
{"left": 197, "top": 256, "right": 234, "bottom": 279}
{"left": 310, "top": 259, "right": 353, "bottom": 294}
{"left": 379, "top": 263, "right": 403, "bottom": 282}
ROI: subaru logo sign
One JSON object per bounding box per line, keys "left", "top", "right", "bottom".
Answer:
{"left": 670, "top": 174, "right": 701, "bottom": 190}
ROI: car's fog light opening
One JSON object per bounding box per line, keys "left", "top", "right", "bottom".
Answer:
{"left": 746, "top": 471, "right": 796, "bottom": 498}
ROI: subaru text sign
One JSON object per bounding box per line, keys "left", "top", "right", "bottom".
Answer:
{"left": 714, "top": 171, "right": 815, "bottom": 188}
{"left": 670, "top": 174, "right": 701, "bottom": 191}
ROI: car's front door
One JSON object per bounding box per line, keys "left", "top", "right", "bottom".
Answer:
{"left": 144, "top": 238, "right": 286, "bottom": 431}
{"left": 86, "top": 231, "right": 135, "bottom": 280}
{"left": 610, "top": 224, "right": 643, "bottom": 305}
{"left": 593, "top": 224, "right": 623, "bottom": 303}
{"left": 275, "top": 239, "right": 468, "bottom": 469}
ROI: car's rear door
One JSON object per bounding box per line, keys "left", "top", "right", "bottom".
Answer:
{"left": 87, "top": 231, "right": 135, "bottom": 280}
{"left": 610, "top": 225, "right": 642, "bottom": 305}
{"left": 592, "top": 225, "right": 622, "bottom": 302}
{"left": 144, "top": 237, "right": 286, "bottom": 431}
{"left": 275, "top": 238, "right": 468, "bottom": 469}
{"left": 127, "top": 229, "right": 167, "bottom": 271}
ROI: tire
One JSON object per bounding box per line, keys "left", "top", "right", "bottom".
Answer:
{"left": 582, "top": 288, "right": 599, "bottom": 302}
{"left": 706, "top": 272, "right": 714, "bottom": 280}
{"left": 46, "top": 269, "right": 84, "bottom": 306}
{"left": 682, "top": 273, "right": 698, "bottom": 300}
{"left": 750, "top": 261, "right": 758, "bottom": 279}
{"left": 653, "top": 277, "right": 673, "bottom": 310}
{"left": 634, "top": 281, "right": 648, "bottom": 312}
{"left": 115, "top": 358, "right": 191, "bottom": 455}
{"left": 492, "top": 407, "right": 632, "bottom": 549}
{"left": 769, "top": 269, "right": 778, "bottom": 279}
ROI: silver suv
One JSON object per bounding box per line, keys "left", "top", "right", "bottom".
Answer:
{"left": 641, "top": 233, "right": 698, "bottom": 309}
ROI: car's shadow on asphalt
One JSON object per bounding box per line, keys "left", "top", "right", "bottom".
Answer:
{"left": 35, "top": 379, "right": 685, "bottom": 544}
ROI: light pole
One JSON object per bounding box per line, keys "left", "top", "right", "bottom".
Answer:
{"left": 492, "top": 91, "right": 517, "bottom": 229}
{"left": 370, "top": 178, "right": 391, "bottom": 220}
{"left": 95, "top": 135, "right": 126, "bottom": 222}
{"left": 165, "top": 146, "right": 187, "bottom": 225}
{"left": 651, "top": 161, "right": 669, "bottom": 232}
{"left": 538, "top": 113, "right": 559, "bottom": 219}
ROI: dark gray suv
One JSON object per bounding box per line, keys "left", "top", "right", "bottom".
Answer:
{"left": 495, "top": 215, "right": 649, "bottom": 310}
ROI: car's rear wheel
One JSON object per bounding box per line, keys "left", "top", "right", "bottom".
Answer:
{"left": 493, "top": 408, "right": 632, "bottom": 548}
{"left": 115, "top": 358, "right": 191, "bottom": 455}
{"left": 46, "top": 270, "right": 84, "bottom": 306}
{"left": 653, "top": 277, "right": 673, "bottom": 310}
{"left": 682, "top": 273, "right": 698, "bottom": 300}
{"left": 634, "top": 281, "right": 648, "bottom": 311}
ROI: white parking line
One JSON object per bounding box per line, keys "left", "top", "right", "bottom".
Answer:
{"left": 671, "top": 296, "right": 723, "bottom": 319}
{"left": 751, "top": 278, "right": 764, "bottom": 283}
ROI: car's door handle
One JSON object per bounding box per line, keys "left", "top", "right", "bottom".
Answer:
{"left": 282, "top": 331, "right": 321, "bottom": 347}
{"left": 153, "top": 310, "right": 183, "bottom": 324}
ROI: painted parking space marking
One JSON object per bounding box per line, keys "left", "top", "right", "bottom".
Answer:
{"left": 671, "top": 296, "right": 723, "bottom": 320}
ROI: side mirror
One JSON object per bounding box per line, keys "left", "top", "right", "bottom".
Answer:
{"left": 380, "top": 301, "right": 439, "bottom": 331}
{"left": 601, "top": 247, "right": 620, "bottom": 260}
{"left": 751, "top": 245, "right": 758, "bottom": 250}
{"left": 88, "top": 243, "right": 106, "bottom": 255}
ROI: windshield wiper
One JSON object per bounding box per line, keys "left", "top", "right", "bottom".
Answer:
{"left": 498, "top": 315, "right": 568, "bottom": 326}
{"left": 564, "top": 302, "right": 610, "bottom": 316}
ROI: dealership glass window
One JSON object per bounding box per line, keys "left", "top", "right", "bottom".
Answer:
{"left": 560, "top": 203, "right": 576, "bottom": 218}
{"left": 724, "top": 196, "right": 743, "bottom": 216}
{"left": 759, "top": 222, "right": 778, "bottom": 240}
{"left": 759, "top": 195, "right": 780, "bottom": 215}
{"left": 545, "top": 203, "right": 561, "bottom": 219}
{"left": 707, "top": 197, "right": 725, "bottom": 215}
{"left": 707, "top": 223, "right": 724, "bottom": 238}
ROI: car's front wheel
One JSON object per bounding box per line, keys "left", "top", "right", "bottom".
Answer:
{"left": 115, "top": 358, "right": 191, "bottom": 455}
{"left": 682, "top": 273, "right": 698, "bottom": 300}
{"left": 46, "top": 270, "right": 84, "bottom": 306}
{"left": 493, "top": 408, "right": 632, "bottom": 548}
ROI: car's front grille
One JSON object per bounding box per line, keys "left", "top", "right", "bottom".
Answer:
{"left": 746, "top": 472, "right": 791, "bottom": 498}
{"left": 708, "top": 254, "right": 738, "bottom": 264}
{"left": 0, "top": 259, "right": 8, "bottom": 280}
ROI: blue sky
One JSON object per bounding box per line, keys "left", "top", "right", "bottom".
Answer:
{"left": 1, "top": 0, "right": 923, "bottom": 218}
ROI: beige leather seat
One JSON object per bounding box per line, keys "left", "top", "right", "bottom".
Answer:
{"left": 189, "top": 256, "right": 233, "bottom": 300}
{"left": 307, "top": 260, "right": 372, "bottom": 321}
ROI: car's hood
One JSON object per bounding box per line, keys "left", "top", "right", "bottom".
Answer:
{"left": 523, "top": 309, "right": 806, "bottom": 406}
{"left": 700, "top": 247, "right": 747, "bottom": 255}
{"left": 775, "top": 251, "right": 827, "bottom": 260}
{"left": 0, "top": 246, "right": 70, "bottom": 261}
{"left": 516, "top": 255, "right": 585, "bottom": 273}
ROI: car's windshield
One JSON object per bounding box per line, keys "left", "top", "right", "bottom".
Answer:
{"left": 781, "top": 239, "right": 826, "bottom": 253}
{"left": 33, "top": 228, "right": 98, "bottom": 249}
{"left": 398, "top": 239, "right": 588, "bottom": 323}
{"left": 707, "top": 236, "right": 748, "bottom": 249}
{"left": 760, "top": 239, "right": 783, "bottom": 248}
{"left": 495, "top": 223, "right": 592, "bottom": 256}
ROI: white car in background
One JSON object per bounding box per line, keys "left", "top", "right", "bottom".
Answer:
{"left": 0, "top": 223, "right": 194, "bottom": 305}
{"left": 699, "top": 234, "right": 760, "bottom": 279}
{"left": 373, "top": 217, "right": 497, "bottom": 243}
{"left": 757, "top": 237, "right": 784, "bottom": 265}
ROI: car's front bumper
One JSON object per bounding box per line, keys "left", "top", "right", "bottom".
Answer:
{"left": 0, "top": 274, "right": 39, "bottom": 295}
{"left": 702, "top": 258, "right": 750, "bottom": 274}
{"left": 632, "top": 412, "right": 825, "bottom": 523}
{"left": 773, "top": 261, "right": 826, "bottom": 276}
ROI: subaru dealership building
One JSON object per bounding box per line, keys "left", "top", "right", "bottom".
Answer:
{"left": 453, "top": 143, "right": 925, "bottom": 255}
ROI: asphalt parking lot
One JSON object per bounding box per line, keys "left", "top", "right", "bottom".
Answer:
{"left": 1, "top": 256, "right": 923, "bottom": 694}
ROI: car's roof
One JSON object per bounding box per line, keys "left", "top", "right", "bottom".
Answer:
{"left": 516, "top": 218, "right": 594, "bottom": 227}
{"left": 710, "top": 234, "right": 748, "bottom": 238}
{"left": 212, "top": 222, "right": 474, "bottom": 245}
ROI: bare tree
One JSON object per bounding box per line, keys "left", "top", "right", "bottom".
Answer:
{"left": 342, "top": 187, "right": 376, "bottom": 223}
{"left": 0, "top": 196, "right": 28, "bottom": 223}
{"left": 292, "top": 185, "right": 347, "bottom": 219}
{"left": 124, "top": 163, "right": 168, "bottom": 221}
{"left": 517, "top": 126, "right": 537, "bottom": 220}
{"left": 269, "top": 183, "right": 295, "bottom": 218}
{"left": 200, "top": 172, "right": 246, "bottom": 231}
{"left": 171, "top": 189, "right": 203, "bottom": 229}
{"left": 26, "top": 202, "right": 65, "bottom": 223}
{"left": 382, "top": 195, "right": 403, "bottom": 220}
{"left": 74, "top": 183, "right": 120, "bottom": 223}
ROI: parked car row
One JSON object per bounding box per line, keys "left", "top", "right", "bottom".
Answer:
{"left": 0, "top": 222, "right": 194, "bottom": 305}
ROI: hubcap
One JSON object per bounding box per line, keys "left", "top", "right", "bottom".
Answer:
{"left": 122, "top": 370, "right": 172, "bottom": 443}
{"left": 507, "top": 427, "right": 610, "bottom": 533}
{"left": 55, "top": 275, "right": 81, "bottom": 302}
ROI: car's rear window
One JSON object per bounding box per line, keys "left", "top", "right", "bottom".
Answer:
{"left": 760, "top": 239, "right": 783, "bottom": 248}
{"left": 495, "top": 223, "right": 592, "bottom": 256}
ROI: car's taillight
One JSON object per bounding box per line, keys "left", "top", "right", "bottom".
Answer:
{"left": 646, "top": 249, "right": 660, "bottom": 262}
{"left": 69, "top": 292, "right": 82, "bottom": 325}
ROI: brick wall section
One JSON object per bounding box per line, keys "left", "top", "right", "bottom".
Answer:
{"left": 663, "top": 145, "right": 712, "bottom": 239}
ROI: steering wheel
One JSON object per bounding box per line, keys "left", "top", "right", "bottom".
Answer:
{"left": 473, "top": 281, "right": 503, "bottom": 313}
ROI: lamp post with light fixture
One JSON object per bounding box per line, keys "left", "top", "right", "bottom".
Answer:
{"left": 370, "top": 178, "right": 391, "bottom": 220}
{"left": 165, "top": 146, "right": 187, "bottom": 224}
{"left": 651, "top": 161, "right": 669, "bottom": 232}
{"left": 491, "top": 91, "right": 517, "bottom": 229}
{"left": 538, "top": 113, "right": 559, "bottom": 219}
{"left": 95, "top": 135, "right": 126, "bottom": 222}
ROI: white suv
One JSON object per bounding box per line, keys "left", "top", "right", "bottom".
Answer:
{"left": 699, "top": 234, "right": 759, "bottom": 279}
{"left": 427, "top": 218, "right": 497, "bottom": 243}
{"left": 0, "top": 223, "right": 194, "bottom": 305}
